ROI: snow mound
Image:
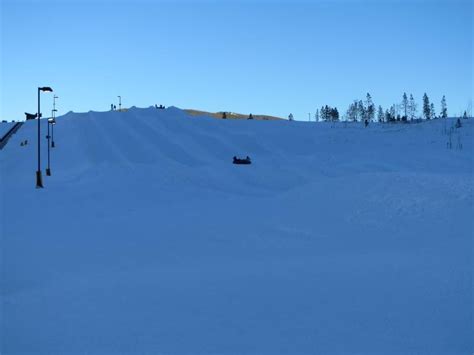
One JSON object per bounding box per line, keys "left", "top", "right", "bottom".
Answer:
{"left": 1, "top": 107, "right": 472, "bottom": 354}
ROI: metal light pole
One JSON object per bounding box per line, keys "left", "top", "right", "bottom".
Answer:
{"left": 52, "top": 95, "right": 58, "bottom": 148}
{"left": 47, "top": 115, "right": 56, "bottom": 175}
{"left": 51, "top": 109, "right": 57, "bottom": 148}
{"left": 118, "top": 96, "right": 121, "bottom": 111}
{"left": 45, "top": 95, "right": 58, "bottom": 175}
{"left": 36, "top": 87, "right": 53, "bottom": 188}
{"left": 46, "top": 113, "right": 52, "bottom": 176}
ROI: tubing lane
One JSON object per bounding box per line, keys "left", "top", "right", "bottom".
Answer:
{"left": 0, "top": 122, "right": 24, "bottom": 150}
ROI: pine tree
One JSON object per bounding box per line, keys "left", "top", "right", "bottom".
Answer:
{"left": 222, "top": 112, "right": 227, "bottom": 119}
{"left": 402, "top": 92, "right": 408, "bottom": 120}
{"left": 350, "top": 103, "right": 356, "bottom": 122}
{"left": 409, "top": 94, "right": 417, "bottom": 120}
{"left": 389, "top": 105, "right": 396, "bottom": 121}
{"left": 377, "top": 105, "right": 384, "bottom": 122}
{"left": 325, "top": 105, "right": 331, "bottom": 121}
{"left": 288, "top": 113, "right": 294, "bottom": 121}
{"left": 248, "top": 113, "right": 253, "bottom": 120}
{"left": 357, "top": 100, "right": 365, "bottom": 122}
{"left": 430, "top": 103, "right": 436, "bottom": 119}
{"left": 315, "top": 109, "right": 320, "bottom": 122}
{"left": 365, "top": 93, "right": 375, "bottom": 122}
{"left": 345, "top": 102, "right": 356, "bottom": 122}
{"left": 441, "top": 95, "right": 448, "bottom": 118}
{"left": 423, "top": 93, "right": 431, "bottom": 120}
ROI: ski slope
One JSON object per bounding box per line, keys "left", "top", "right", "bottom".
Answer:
{"left": 1, "top": 107, "right": 472, "bottom": 354}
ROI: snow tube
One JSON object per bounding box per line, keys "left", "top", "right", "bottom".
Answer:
{"left": 233, "top": 156, "right": 252, "bottom": 165}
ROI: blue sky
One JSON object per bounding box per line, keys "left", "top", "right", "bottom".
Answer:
{"left": 1, "top": 0, "right": 472, "bottom": 121}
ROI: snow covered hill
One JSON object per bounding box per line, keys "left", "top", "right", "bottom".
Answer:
{"left": 0, "top": 121, "right": 16, "bottom": 138}
{"left": 1, "top": 107, "right": 472, "bottom": 354}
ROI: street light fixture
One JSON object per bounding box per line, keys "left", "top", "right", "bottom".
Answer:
{"left": 36, "top": 86, "right": 53, "bottom": 188}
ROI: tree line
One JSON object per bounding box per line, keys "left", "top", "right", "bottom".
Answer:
{"left": 315, "top": 93, "right": 453, "bottom": 123}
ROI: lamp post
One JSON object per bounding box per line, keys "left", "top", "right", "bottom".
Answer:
{"left": 46, "top": 114, "right": 51, "bottom": 176}
{"left": 51, "top": 109, "right": 57, "bottom": 148}
{"left": 117, "top": 96, "right": 121, "bottom": 111}
{"left": 52, "top": 96, "right": 58, "bottom": 148}
{"left": 47, "top": 116, "right": 56, "bottom": 175}
{"left": 37, "top": 86, "right": 53, "bottom": 188}
{"left": 46, "top": 95, "right": 59, "bottom": 174}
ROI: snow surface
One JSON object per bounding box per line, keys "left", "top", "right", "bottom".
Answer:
{"left": 1, "top": 107, "right": 473, "bottom": 354}
{"left": 0, "top": 122, "right": 15, "bottom": 138}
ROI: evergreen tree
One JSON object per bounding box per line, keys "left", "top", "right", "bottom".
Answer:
{"left": 222, "top": 112, "right": 227, "bottom": 119}
{"left": 377, "top": 105, "right": 384, "bottom": 122}
{"left": 351, "top": 102, "right": 357, "bottom": 122}
{"left": 430, "top": 103, "right": 436, "bottom": 119}
{"left": 365, "top": 93, "right": 375, "bottom": 122}
{"left": 325, "top": 105, "right": 331, "bottom": 121}
{"left": 402, "top": 92, "right": 408, "bottom": 120}
{"left": 357, "top": 100, "right": 365, "bottom": 121}
{"left": 463, "top": 110, "right": 468, "bottom": 119}
{"left": 422, "top": 93, "right": 431, "bottom": 120}
{"left": 389, "top": 105, "right": 396, "bottom": 121}
{"left": 248, "top": 113, "right": 254, "bottom": 120}
{"left": 320, "top": 106, "right": 326, "bottom": 121}
{"left": 346, "top": 102, "right": 357, "bottom": 122}
{"left": 408, "top": 94, "right": 417, "bottom": 120}
{"left": 315, "top": 109, "right": 320, "bottom": 122}
{"left": 441, "top": 95, "right": 448, "bottom": 118}
{"left": 288, "top": 113, "right": 294, "bottom": 121}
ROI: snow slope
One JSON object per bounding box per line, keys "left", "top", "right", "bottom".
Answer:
{"left": 1, "top": 107, "right": 473, "bottom": 354}
{"left": 0, "top": 122, "right": 15, "bottom": 138}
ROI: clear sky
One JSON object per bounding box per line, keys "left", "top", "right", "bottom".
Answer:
{"left": 1, "top": 0, "right": 472, "bottom": 121}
